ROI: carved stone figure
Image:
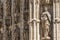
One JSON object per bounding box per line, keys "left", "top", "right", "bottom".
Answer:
{"left": 41, "top": 7, "right": 51, "bottom": 39}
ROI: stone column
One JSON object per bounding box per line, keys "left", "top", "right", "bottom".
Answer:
{"left": 20, "top": 0, "right": 24, "bottom": 40}
{"left": 29, "top": 0, "right": 33, "bottom": 40}
{"left": 53, "top": 1, "right": 60, "bottom": 40}
{"left": 33, "top": 0, "right": 37, "bottom": 40}
{"left": 3, "top": 0, "right": 8, "bottom": 40}
{"left": 55, "top": 2, "right": 60, "bottom": 40}
{"left": 53, "top": 1, "right": 56, "bottom": 40}
{"left": 36, "top": 0, "right": 40, "bottom": 40}
{"left": 11, "top": 0, "right": 16, "bottom": 40}
{"left": 29, "top": 0, "right": 40, "bottom": 40}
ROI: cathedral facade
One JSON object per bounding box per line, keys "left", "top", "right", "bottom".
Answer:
{"left": 0, "top": 0, "right": 60, "bottom": 40}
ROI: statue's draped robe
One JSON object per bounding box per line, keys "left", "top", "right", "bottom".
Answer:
{"left": 41, "top": 11, "right": 51, "bottom": 37}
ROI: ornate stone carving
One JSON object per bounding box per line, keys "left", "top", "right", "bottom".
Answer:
{"left": 41, "top": 7, "right": 51, "bottom": 39}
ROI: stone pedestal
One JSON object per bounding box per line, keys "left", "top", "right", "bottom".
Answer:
{"left": 42, "top": 37, "right": 50, "bottom": 40}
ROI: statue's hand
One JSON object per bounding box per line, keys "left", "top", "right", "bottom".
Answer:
{"left": 44, "top": 17, "right": 47, "bottom": 20}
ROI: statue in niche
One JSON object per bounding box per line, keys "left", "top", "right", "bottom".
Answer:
{"left": 41, "top": 6, "right": 51, "bottom": 39}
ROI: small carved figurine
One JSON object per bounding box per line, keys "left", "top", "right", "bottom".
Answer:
{"left": 41, "top": 7, "right": 51, "bottom": 39}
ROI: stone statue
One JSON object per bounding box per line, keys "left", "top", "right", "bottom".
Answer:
{"left": 41, "top": 7, "right": 51, "bottom": 39}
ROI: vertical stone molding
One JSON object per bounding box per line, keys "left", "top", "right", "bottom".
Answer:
{"left": 36, "top": 0, "right": 40, "bottom": 40}
{"left": 53, "top": 1, "right": 60, "bottom": 40}
{"left": 11, "top": 0, "right": 16, "bottom": 40}
{"left": 29, "top": 0, "right": 33, "bottom": 40}
{"left": 3, "top": 0, "right": 11, "bottom": 40}
{"left": 20, "top": 0, "right": 24, "bottom": 40}
{"left": 29, "top": 0, "right": 40, "bottom": 40}
{"left": 3, "top": 0, "right": 9, "bottom": 40}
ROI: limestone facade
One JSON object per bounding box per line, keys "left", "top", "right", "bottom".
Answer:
{"left": 0, "top": 0, "right": 60, "bottom": 40}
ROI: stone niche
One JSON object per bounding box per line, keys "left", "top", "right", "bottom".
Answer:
{"left": 40, "top": 0, "right": 53, "bottom": 40}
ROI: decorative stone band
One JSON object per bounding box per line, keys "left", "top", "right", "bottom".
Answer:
{"left": 53, "top": 18, "right": 60, "bottom": 23}
{"left": 29, "top": 18, "right": 40, "bottom": 23}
